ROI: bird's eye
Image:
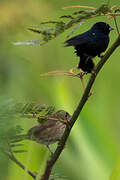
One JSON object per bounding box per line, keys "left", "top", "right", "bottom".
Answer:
{"left": 65, "top": 112, "right": 69, "bottom": 118}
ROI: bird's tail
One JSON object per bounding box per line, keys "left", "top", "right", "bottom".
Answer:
{"left": 78, "top": 54, "right": 86, "bottom": 68}
{"left": 78, "top": 54, "right": 94, "bottom": 73}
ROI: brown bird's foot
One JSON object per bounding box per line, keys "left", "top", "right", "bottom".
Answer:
{"left": 77, "top": 71, "right": 87, "bottom": 77}
{"left": 76, "top": 72, "right": 83, "bottom": 78}
{"left": 58, "top": 140, "right": 66, "bottom": 150}
{"left": 46, "top": 145, "right": 54, "bottom": 156}
{"left": 59, "top": 119, "right": 71, "bottom": 129}
{"left": 76, "top": 70, "right": 86, "bottom": 90}
{"left": 69, "top": 68, "right": 86, "bottom": 90}
{"left": 65, "top": 120, "right": 72, "bottom": 130}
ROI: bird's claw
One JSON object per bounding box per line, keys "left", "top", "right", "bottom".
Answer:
{"left": 91, "top": 69, "right": 96, "bottom": 76}
{"left": 76, "top": 71, "right": 86, "bottom": 79}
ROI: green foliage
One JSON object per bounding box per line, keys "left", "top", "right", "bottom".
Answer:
{"left": 0, "top": 100, "right": 56, "bottom": 157}
{"left": 1, "top": 1, "right": 120, "bottom": 180}
{"left": 13, "top": 4, "right": 120, "bottom": 46}
{"left": 22, "top": 102, "right": 46, "bottom": 115}
{"left": 21, "top": 102, "right": 55, "bottom": 121}
{"left": 0, "top": 99, "right": 24, "bottom": 176}
{"left": 0, "top": 100, "right": 24, "bottom": 155}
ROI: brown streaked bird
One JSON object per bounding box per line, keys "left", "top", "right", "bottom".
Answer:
{"left": 13, "top": 110, "right": 71, "bottom": 153}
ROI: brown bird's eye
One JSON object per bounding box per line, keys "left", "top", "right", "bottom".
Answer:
{"left": 65, "top": 112, "right": 70, "bottom": 118}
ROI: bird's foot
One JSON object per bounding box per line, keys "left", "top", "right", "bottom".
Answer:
{"left": 76, "top": 70, "right": 87, "bottom": 78}
{"left": 76, "top": 72, "right": 83, "bottom": 78}
{"left": 91, "top": 69, "right": 96, "bottom": 76}
{"left": 76, "top": 72, "right": 86, "bottom": 90}
{"left": 66, "top": 120, "right": 72, "bottom": 130}
{"left": 46, "top": 145, "right": 54, "bottom": 156}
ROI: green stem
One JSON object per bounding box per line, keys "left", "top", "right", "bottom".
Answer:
{"left": 6, "top": 152, "right": 36, "bottom": 179}
{"left": 40, "top": 35, "right": 120, "bottom": 180}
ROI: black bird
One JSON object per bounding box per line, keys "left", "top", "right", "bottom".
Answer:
{"left": 78, "top": 54, "right": 94, "bottom": 73}
{"left": 64, "top": 22, "right": 113, "bottom": 73}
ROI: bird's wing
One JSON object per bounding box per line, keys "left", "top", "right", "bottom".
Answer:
{"left": 64, "top": 31, "right": 90, "bottom": 47}
{"left": 27, "top": 121, "right": 57, "bottom": 137}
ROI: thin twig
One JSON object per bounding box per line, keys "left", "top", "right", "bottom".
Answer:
{"left": 62, "top": 5, "right": 96, "bottom": 10}
{"left": 113, "top": 15, "right": 120, "bottom": 35}
{"left": 90, "top": 13, "right": 120, "bottom": 20}
{"left": 40, "top": 36, "right": 120, "bottom": 180}
{"left": 76, "top": 72, "right": 86, "bottom": 89}
{"left": 40, "top": 70, "right": 79, "bottom": 78}
{"left": 40, "top": 69, "right": 86, "bottom": 89}
{"left": 5, "top": 151, "right": 36, "bottom": 179}
{"left": 107, "top": 13, "right": 120, "bottom": 16}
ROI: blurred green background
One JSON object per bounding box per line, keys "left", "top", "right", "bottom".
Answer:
{"left": 0, "top": 0, "right": 120, "bottom": 180}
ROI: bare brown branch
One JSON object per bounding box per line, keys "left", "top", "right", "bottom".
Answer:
{"left": 40, "top": 36, "right": 120, "bottom": 180}
{"left": 113, "top": 16, "right": 120, "bottom": 35}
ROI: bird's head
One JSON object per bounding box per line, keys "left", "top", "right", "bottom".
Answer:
{"left": 91, "top": 22, "right": 114, "bottom": 35}
{"left": 55, "top": 110, "right": 71, "bottom": 120}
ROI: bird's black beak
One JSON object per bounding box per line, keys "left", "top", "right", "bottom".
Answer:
{"left": 109, "top": 26, "right": 114, "bottom": 31}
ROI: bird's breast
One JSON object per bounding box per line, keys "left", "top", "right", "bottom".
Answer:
{"left": 85, "top": 32, "right": 109, "bottom": 56}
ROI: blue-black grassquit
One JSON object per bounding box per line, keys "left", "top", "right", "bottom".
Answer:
{"left": 64, "top": 22, "right": 114, "bottom": 73}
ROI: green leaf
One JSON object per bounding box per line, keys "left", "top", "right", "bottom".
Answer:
{"left": 45, "top": 106, "right": 55, "bottom": 115}
{"left": 13, "top": 3, "right": 114, "bottom": 46}
{"left": 13, "top": 40, "right": 44, "bottom": 46}
{"left": 37, "top": 116, "right": 48, "bottom": 124}
{"left": 33, "top": 104, "right": 46, "bottom": 114}
{"left": 22, "top": 102, "right": 46, "bottom": 115}
{"left": 13, "top": 150, "right": 27, "bottom": 153}
{"left": 60, "top": 15, "right": 74, "bottom": 19}
{"left": 10, "top": 144, "right": 24, "bottom": 148}
{"left": 95, "top": 4, "right": 110, "bottom": 14}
